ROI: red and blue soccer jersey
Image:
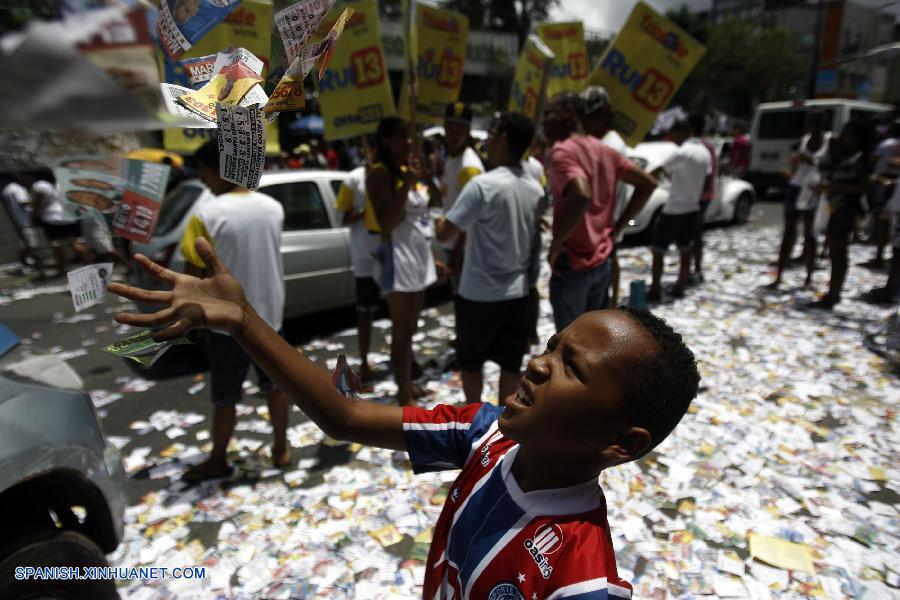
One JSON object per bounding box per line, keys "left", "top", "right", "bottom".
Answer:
{"left": 403, "top": 403, "right": 633, "bottom": 600}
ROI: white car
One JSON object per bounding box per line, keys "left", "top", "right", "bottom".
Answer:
{"left": 130, "top": 170, "right": 356, "bottom": 318}
{"left": 623, "top": 139, "right": 756, "bottom": 241}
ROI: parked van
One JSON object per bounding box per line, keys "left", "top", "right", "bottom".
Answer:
{"left": 747, "top": 99, "right": 892, "bottom": 195}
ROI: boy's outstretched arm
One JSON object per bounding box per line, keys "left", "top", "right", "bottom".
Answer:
{"left": 107, "top": 238, "right": 405, "bottom": 451}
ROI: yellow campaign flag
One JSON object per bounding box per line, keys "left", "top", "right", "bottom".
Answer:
{"left": 589, "top": 1, "right": 705, "bottom": 146}
{"left": 398, "top": 3, "right": 469, "bottom": 126}
{"left": 536, "top": 21, "right": 589, "bottom": 99}
{"left": 315, "top": 0, "right": 396, "bottom": 140}
{"left": 161, "top": 0, "right": 279, "bottom": 155}
{"left": 507, "top": 34, "right": 555, "bottom": 120}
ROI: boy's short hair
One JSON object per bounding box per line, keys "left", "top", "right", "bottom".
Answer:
{"left": 194, "top": 138, "right": 220, "bottom": 172}
{"left": 616, "top": 307, "right": 700, "bottom": 457}
{"left": 494, "top": 112, "right": 534, "bottom": 159}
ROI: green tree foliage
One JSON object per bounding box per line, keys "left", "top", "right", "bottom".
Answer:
{"left": 667, "top": 13, "right": 803, "bottom": 119}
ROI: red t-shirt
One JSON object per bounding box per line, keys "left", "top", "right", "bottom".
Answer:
{"left": 549, "top": 135, "right": 634, "bottom": 271}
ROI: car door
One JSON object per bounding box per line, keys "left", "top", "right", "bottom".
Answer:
{"left": 260, "top": 178, "right": 353, "bottom": 318}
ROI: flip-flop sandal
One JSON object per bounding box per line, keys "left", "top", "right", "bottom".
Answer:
{"left": 182, "top": 463, "right": 233, "bottom": 483}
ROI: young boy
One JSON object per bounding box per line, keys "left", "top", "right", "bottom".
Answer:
{"left": 109, "top": 240, "right": 700, "bottom": 599}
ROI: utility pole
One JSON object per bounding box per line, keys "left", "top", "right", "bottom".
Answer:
{"left": 807, "top": 0, "right": 825, "bottom": 99}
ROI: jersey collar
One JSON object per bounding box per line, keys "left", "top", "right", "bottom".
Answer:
{"left": 500, "top": 445, "right": 603, "bottom": 516}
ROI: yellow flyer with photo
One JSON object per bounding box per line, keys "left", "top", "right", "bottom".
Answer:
{"left": 398, "top": 3, "right": 469, "bottom": 126}
{"left": 315, "top": 0, "right": 395, "bottom": 140}
{"left": 162, "top": 0, "right": 278, "bottom": 154}
{"left": 589, "top": 1, "right": 705, "bottom": 146}
{"left": 507, "top": 34, "right": 554, "bottom": 120}
{"left": 536, "top": 21, "right": 589, "bottom": 99}
{"left": 178, "top": 63, "right": 264, "bottom": 121}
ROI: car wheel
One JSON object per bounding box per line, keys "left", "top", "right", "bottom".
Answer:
{"left": 0, "top": 530, "right": 118, "bottom": 600}
{"left": 732, "top": 192, "right": 753, "bottom": 224}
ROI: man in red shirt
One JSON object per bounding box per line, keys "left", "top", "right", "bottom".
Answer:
{"left": 543, "top": 92, "right": 656, "bottom": 330}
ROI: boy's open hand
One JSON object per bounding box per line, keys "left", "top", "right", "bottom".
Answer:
{"left": 108, "top": 238, "right": 250, "bottom": 341}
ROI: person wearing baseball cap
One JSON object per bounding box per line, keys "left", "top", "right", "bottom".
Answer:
{"left": 439, "top": 102, "right": 485, "bottom": 342}
{"left": 579, "top": 85, "right": 633, "bottom": 306}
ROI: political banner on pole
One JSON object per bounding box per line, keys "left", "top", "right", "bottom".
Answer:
{"left": 316, "top": 0, "right": 395, "bottom": 140}
{"left": 507, "top": 34, "right": 554, "bottom": 120}
{"left": 398, "top": 3, "right": 468, "bottom": 126}
{"left": 536, "top": 21, "right": 589, "bottom": 99}
{"left": 161, "top": 0, "right": 279, "bottom": 155}
{"left": 589, "top": 1, "right": 705, "bottom": 146}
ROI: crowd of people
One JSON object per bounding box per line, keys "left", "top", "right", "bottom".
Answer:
{"left": 1, "top": 171, "right": 132, "bottom": 277}
{"left": 766, "top": 110, "right": 898, "bottom": 309}
{"left": 4, "top": 85, "right": 897, "bottom": 596}
{"left": 108, "top": 88, "right": 704, "bottom": 597}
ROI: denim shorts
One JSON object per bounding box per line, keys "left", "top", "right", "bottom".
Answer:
{"left": 549, "top": 253, "right": 612, "bottom": 332}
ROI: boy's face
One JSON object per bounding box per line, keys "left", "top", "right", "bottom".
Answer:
{"left": 498, "top": 310, "right": 656, "bottom": 467}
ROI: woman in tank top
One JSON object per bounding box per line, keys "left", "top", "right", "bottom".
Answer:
{"left": 808, "top": 119, "right": 875, "bottom": 309}
{"left": 768, "top": 109, "right": 829, "bottom": 289}
{"left": 366, "top": 117, "right": 437, "bottom": 405}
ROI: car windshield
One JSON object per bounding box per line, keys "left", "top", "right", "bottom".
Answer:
{"left": 155, "top": 184, "right": 203, "bottom": 237}
{"left": 757, "top": 108, "right": 837, "bottom": 139}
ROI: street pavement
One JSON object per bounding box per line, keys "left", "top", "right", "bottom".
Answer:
{"left": 0, "top": 200, "right": 897, "bottom": 598}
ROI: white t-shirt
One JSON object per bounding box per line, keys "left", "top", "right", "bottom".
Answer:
{"left": 336, "top": 167, "right": 380, "bottom": 278}
{"left": 32, "top": 180, "right": 78, "bottom": 225}
{"left": 446, "top": 166, "right": 543, "bottom": 302}
{"left": 180, "top": 191, "right": 285, "bottom": 332}
{"left": 661, "top": 139, "right": 712, "bottom": 215}
{"left": 521, "top": 155, "right": 546, "bottom": 188}
{"left": 602, "top": 130, "right": 630, "bottom": 237}
{"left": 441, "top": 146, "right": 484, "bottom": 249}
{"left": 2, "top": 182, "right": 30, "bottom": 229}
{"left": 874, "top": 137, "right": 899, "bottom": 176}
{"left": 789, "top": 133, "right": 831, "bottom": 187}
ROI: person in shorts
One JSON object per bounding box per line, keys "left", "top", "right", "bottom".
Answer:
{"left": 649, "top": 120, "right": 711, "bottom": 301}
{"left": 335, "top": 158, "right": 382, "bottom": 380}
{"left": 436, "top": 112, "right": 543, "bottom": 404}
{"left": 178, "top": 138, "right": 291, "bottom": 481}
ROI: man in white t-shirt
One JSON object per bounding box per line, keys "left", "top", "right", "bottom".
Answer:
{"left": 2, "top": 178, "right": 42, "bottom": 269}
{"left": 179, "top": 139, "right": 290, "bottom": 481}
{"left": 649, "top": 120, "right": 712, "bottom": 301}
{"left": 435, "top": 112, "right": 543, "bottom": 405}
{"left": 335, "top": 162, "right": 382, "bottom": 380}
{"left": 438, "top": 102, "right": 484, "bottom": 278}
{"left": 30, "top": 178, "right": 90, "bottom": 273}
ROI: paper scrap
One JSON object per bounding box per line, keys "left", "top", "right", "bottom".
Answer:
{"left": 748, "top": 533, "right": 816, "bottom": 575}
{"left": 67, "top": 263, "right": 113, "bottom": 312}
{"left": 103, "top": 330, "right": 192, "bottom": 366}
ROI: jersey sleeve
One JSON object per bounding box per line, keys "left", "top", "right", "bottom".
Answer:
{"left": 457, "top": 166, "right": 482, "bottom": 191}
{"left": 402, "top": 403, "right": 502, "bottom": 473}
{"left": 335, "top": 183, "right": 355, "bottom": 212}
{"left": 445, "top": 179, "right": 483, "bottom": 232}
{"left": 179, "top": 213, "right": 214, "bottom": 269}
